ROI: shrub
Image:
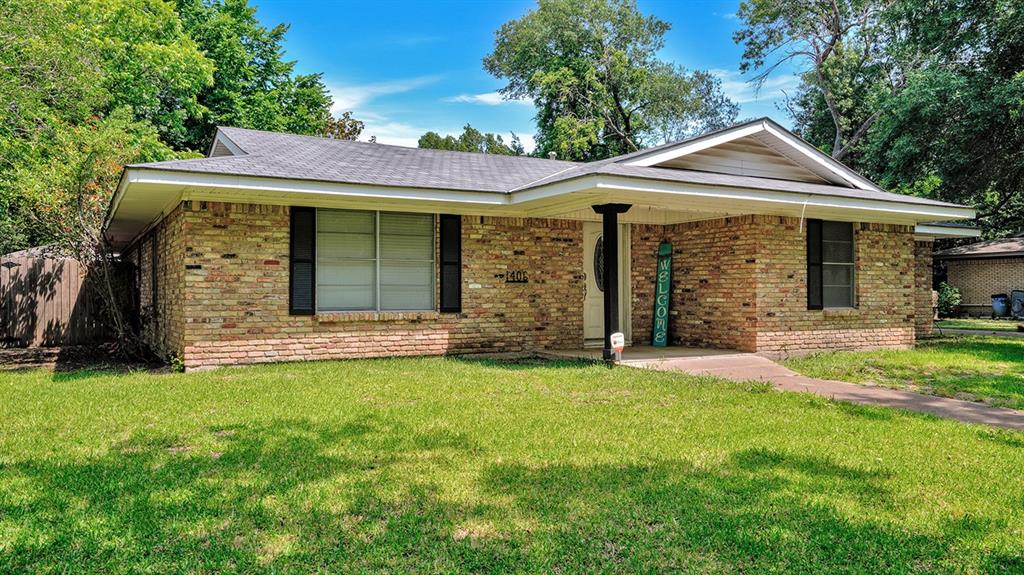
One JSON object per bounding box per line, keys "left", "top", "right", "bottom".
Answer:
{"left": 937, "top": 282, "right": 962, "bottom": 318}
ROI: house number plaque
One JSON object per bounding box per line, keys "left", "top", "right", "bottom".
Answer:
{"left": 503, "top": 270, "right": 529, "bottom": 284}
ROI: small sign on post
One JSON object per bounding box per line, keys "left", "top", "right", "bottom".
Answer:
{"left": 610, "top": 332, "right": 625, "bottom": 362}
{"left": 651, "top": 242, "right": 673, "bottom": 347}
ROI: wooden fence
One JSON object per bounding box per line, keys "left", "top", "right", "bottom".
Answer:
{"left": 0, "top": 255, "right": 114, "bottom": 347}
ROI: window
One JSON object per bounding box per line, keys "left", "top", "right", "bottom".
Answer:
{"left": 822, "top": 221, "right": 855, "bottom": 307}
{"left": 316, "top": 209, "right": 434, "bottom": 311}
{"left": 807, "top": 220, "right": 855, "bottom": 309}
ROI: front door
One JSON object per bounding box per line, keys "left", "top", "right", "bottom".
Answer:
{"left": 583, "top": 221, "right": 628, "bottom": 347}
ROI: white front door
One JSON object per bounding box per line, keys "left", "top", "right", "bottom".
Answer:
{"left": 583, "top": 221, "right": 629, "bottom": 347}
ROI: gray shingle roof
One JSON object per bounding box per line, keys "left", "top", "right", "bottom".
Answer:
{"left": 129, "top": 125, "right": 962, "bottom": 209}
{"left": 935, "top": 237, "right": 1024, "bottom": 259}
{"left": 133, "top": 127, "right": 579, "bottom": 193}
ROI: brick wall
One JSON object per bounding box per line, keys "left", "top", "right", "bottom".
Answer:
{"left": 914, "top": 240, "right": 935, "bottom": 336}
{"left": 140, "top": 201, "right": 927, "bottom": 368}
{"left": 753, "top": 219, "right": 916, "bottom": 355}
{"left": 630, "top": 216, "right": 918, "bottom": 357}
{"left": 170, "top": 202, "right": 583, "bottom": 368}
{"left": 134, "top": 204, "right": 186, "bottom": 358}
{"left": 946, "top": 257, "right": 1024, "bottom": 316}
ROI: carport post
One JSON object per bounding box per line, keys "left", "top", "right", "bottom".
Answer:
{"left": 592, "top": 203, "right": 631, "bottom": 361}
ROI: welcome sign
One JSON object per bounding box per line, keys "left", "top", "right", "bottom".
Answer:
{"left": 652, "top": 242, "right": 672, "bottom": 347}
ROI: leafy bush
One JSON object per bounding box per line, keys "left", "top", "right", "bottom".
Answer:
{"left": 937, "top": 282, "right": 962, "bottom": 318}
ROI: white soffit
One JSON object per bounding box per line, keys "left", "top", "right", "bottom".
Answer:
{"left": 624, "top": 119, "right": 881, "bottom": 192}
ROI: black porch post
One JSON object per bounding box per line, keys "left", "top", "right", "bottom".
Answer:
{"left": 592, "top": 203, "right": 631, "bottom": 361}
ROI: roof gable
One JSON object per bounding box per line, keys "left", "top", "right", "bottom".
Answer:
{"left": 620, "top": 118, "right": 881, "bottom": 191}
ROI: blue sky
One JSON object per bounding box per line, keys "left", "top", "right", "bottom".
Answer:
{"left": 253, "top": 0, "right": 799, "bottom": 150}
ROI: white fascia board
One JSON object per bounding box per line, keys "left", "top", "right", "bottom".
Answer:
{"left": 760, "top": 123, "right": 878, "bottom": 191}
{"left": 914, "top": 224, "right": 982, "bottom": 239}
{"left": 126, "top": 168, "right": 512, "bottom": 206}
{"left": 584, "top": 175, "right": 977, "bottom": 221}
{"left": 624, "top": 122, "right": 767, "bottom": 167}
{"left": 102, "top": 169, "right": 135, "bottom": 232}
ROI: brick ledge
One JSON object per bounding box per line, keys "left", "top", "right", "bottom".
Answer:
{"left": 314, "top": 311, "right": 443, "bottom": 323}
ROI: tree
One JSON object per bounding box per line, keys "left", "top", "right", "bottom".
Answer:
{"left": 860, "top": 0, "right": 1024, "bottom": 236}
{"left": 0, "top": 0, "right": 357, "bottom": 356}
{"left": 734, "top": 0, "right": 897, "bottom": 162}
{"left": 418, "top": 125, "right": 523, "bottom": 155}
{"left": 735, "top": 0, "right": 1024, "bottom": 238}
{"left": 321, "top": 111, "right": 364, "bottom": 140}
{"left": 484, "top": 0, "right": 738, "bottom": 161}
{"left": 175, "top": 0, "right": 335, "bottom": 150}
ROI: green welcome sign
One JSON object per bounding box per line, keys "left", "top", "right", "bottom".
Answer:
{"left": 652, "top": 242, "right": 672, "bottom": 347}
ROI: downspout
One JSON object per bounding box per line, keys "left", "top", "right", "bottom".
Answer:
{"left": 798, "top": 195, "right": 812, "bottom": 233}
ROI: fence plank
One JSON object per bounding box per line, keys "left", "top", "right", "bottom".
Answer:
{"left": 0, "top": 255, "right": 126, "bottom": 347}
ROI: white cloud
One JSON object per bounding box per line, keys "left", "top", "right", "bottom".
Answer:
{"left": 443, "top": 91, "right": 532, "bottom": 106}
{"left": 328, "top": 75, "right": 441, "bottom": 115}
{"left": 360, "top": 119, "right": 451, "bottom": 148}
{"left": 710, "top": 69, "right": 800, "bottom": 105}
{"left": 359, "top": 117, "right": 536, "bottom": 153}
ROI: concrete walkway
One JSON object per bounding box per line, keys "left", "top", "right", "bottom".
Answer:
{"left": 545, "top": 346, "right": 1024, "bottom": 430}
{"left": 638, "top": 352, "right": 1024, "bottom": 431}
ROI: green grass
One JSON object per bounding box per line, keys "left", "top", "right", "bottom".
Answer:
{"left": 785, "top": 336, "right": 1024, "bottom": 409}
{"left": 936, "top": 318, "right": 1023, "bottom": 332}
{"left": 2, "top": 357, "right": 1023, "bottom": 574}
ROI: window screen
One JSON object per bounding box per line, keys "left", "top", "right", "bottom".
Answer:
{"left": 821, "top": 221, "right": 855, "bottom": 308}
{"left": 316, "top": 209, "right": 434, "bottom": 311}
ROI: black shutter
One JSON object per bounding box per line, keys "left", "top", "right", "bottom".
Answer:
{"left": 806, "top": 219, "right": 823, "bottom": 310}
{"left": 439, "top": 214, "right": 461, "bottom": 313}
{"left": 290, "top": 207, "right": 316, "bottom": 315}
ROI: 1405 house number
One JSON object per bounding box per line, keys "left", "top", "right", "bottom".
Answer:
{"left": 504, "top": 270, "right": 529, "bottom": 283}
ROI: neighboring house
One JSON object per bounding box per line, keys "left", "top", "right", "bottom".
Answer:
{"left": 935, "top": 237, "right": 1024, "bottom": 317}
{"left": 104, "top": 118, "right": 976, "bottom": 370}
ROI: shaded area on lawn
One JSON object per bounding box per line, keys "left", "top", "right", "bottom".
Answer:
{"left": 1, "top": 416, "right": 1020, "bottom": 573}
{"left": 784, "top": 336, "right": 1024, "bottom": 410}
{"left": 2, "top": 357, "right": 1023, "bottom": 573}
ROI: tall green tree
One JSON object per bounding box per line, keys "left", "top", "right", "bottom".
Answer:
{"left": 735, "top": 0, "right": 1024, "bottom": 237}
{"left": 0, "top": 0, "right": 187, "bottom": 254}
{"left": 175, "top": 0, "right": 334, "bottom": 150}
{"left": 418, "top": 125, "right": 523, "bottom": 155}
{"left": 484, "top": 0, "right": 738, "bottom": 161}
{"left": 734, "top": 0, "right": 897, "bottom": 163}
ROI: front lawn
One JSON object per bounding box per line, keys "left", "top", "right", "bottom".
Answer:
{"left": 785, "top": 336, "right": 1024, "bottom": 409}
{"left": 2, "top": 357, "right": 1023, "bottom": 573}
{"left": 936, "top": 318, "right": 1023, "bottom": 332}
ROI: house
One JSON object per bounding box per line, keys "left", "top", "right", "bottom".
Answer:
{"left": 935, "top": 237, "right": 1024, "bottom": 316}
{"left": 104, "top": 118, "right": 976, "bottom": 370}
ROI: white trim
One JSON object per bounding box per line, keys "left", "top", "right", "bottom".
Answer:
{"left": 914, "top": 224, "right": 982, "bottom": 240}
{"left": 208, "top": 129, "right": 246, "bottom": 157}
{"left": 624, "top": 123, "right": 767, "bottom": 168}
{"left": 587, "top": 175, "right": 976, "bottom": 221}
{"left": 130, "top": 168, "right": 511, "bottom": 205}
{"left": 105, "top": 166, "right": 976, "bottom": 248}
{"left": 624, "top": 119, "right": 881, "bottom": 192}
{"left": 761, "top": 123, "right": 877, "bottom": 191}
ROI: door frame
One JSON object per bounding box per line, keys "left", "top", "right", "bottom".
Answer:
{"left": 582, "top": 221, "right": 631, "bottom": 347}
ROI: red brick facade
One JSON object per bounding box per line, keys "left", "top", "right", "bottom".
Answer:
{"left": 137, "top": 202, "right": 931, "bottom": 368}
